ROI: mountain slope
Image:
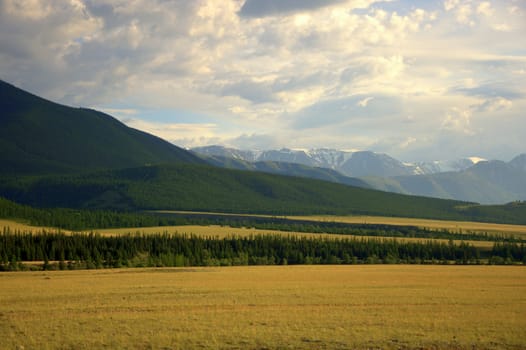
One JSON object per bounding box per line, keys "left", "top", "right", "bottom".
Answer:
{"left": 192, "top": 146, "right": 417, "bottom": 176}
{"left": 0, "top": 162, "right": 476, "bottom": 218}
{"left": 194, "top": 153, "right": 371, "bottom": 188}
{"left": 2, "top": 163, "right": 525, "bottom": 224}
{"left": 193, "top": 146, "right": 525, "bottom": 204}
{"left": 360, "top": 156, "right": 526, "bottom": 204}
{"left": 0, "top": 80, "right": 204, "bottom": 175}
{"left": 192, "top": 146, "right": 483, "bottom": 177}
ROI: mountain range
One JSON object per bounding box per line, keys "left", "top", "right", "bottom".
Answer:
{"left": 1, "top": 79, "right": 525, "bottom": 224}
{"left": 191, "top": 146, "right": 526, "bottom": 205}
{"left": 191, "top": 146, "right": 483, "bottom": 177}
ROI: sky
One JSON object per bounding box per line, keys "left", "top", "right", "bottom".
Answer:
{"left": 1, "top": 0, "right": 525, "bottom": 162}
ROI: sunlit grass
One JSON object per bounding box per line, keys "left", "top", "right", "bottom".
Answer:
{"left": 153, "top": 210, "right": 526, "bottom": 238}
{"left": 94, "top": 224, "right": 495, "bottom": 249}
{"left": 289, "top": 214, "right": 526, "bottom": 238}
{"left": 0, "top": 219, "right": 62, "bottom": 233}
{"left": 0, "top": 219, "right": 498, "bottom": 249}
{"left": 1, "top": 266, "right": 525, "bottom": 349}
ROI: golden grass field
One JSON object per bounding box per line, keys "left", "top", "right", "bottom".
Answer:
{"left": 0, "top": 218, "right": 496, "bottom": 249}
{"left": 288, "top": 215, "right": 526, "bottom": 238}
{"left": 1, "top": 216, "right": 513, "bottom": 250}
{"left": 155, "top": 211, "right": 526, "bottom": 238}
{"left": 0, "top": 219, "right": 62, "bottom": 233}
{"left": 93, "top": 224, "right": 495, "bottom": 249}
{"left": 1, "top": 265, "right": 525, "bottom": 349}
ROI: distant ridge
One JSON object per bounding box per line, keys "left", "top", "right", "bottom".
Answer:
{"left": 191, "top": 145, "right": 479, "bottom": 177}
{"left": 194, "top": 152, "right": 371, "bottom": 189}
{"left": 362, "top": 156, "right": 526, "bottom": 205}
{"left": 192, "top": 145, "right": 526, "bottom": 204}
{"left": 0, "top": 80, "right": 204, "bottom": 175}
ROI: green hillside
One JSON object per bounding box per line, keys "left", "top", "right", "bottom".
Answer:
{"left": 2, "top": 163, "right": 525, "bottom": 224}
{"left": 0, "top": 80, "right": 204, "bottom": 175}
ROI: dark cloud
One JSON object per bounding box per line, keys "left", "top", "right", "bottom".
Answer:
{"left": 239, "top": 0, "right": 346, "bottom": 18}
{"left": 84, "top": 1, "right": 114, "bottom": 19}
{"left": 451, "top": 83, "right": 523, "bottom": 100}
{"left": 220, "top": 80, "right": 277, "bottom": 104}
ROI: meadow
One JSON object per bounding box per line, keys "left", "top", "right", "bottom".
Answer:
{"left": 1, "top": 265, "right": 525, "bottom": 349}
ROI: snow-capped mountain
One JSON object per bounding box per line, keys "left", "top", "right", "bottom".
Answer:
{"left": 414, "top": 158, "right": 485, "bottom": 174}
{"left": 192, "top": 146, "right": 526, "bottom": 204}
{"left": 191, "top": 146, "right": 481, "bottom": 178}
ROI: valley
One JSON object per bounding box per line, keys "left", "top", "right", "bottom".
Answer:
{"left": 3, "top": 1, "right": 525, "bottom": 348}
{"left": 1, "top": 79, "right": 525, "bottom": 350}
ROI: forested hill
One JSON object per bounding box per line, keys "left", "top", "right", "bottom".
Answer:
{"left": 0, "top": 80, "right": 204, "bottom": 175}
{"left": 2, "top": 163, "right": 526, "bottom": 224}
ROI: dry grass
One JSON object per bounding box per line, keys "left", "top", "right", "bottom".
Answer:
{"left": 1, "top": 265, "right": 525, "bottom": 349}
{"left": 94, "top": 225, "right": 495, "bottom": 249}
{"left": 0, "top": 219, "right": 63, "bottom": 233}
{"left": 153, "top": 210, "right": 526, "bottom": 238}
{"left": 0, "top": 219, "right": 496, "bottom": 249}
{"left": 289, "top": 215, "right": 526, "bottom": 238}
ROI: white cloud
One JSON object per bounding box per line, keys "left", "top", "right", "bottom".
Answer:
{"left": 122, "top": 118, "right": 221, "bottom": 148}
{"left": 399, "top": 137, "right": 417, "bottom": 149}
{"left": 441, "top": 107, "right": 474, "bottom": 135}
{"left": 357, "top": 97, "right": 374, "bottom": 107}
{"left": 455, "top": 3, "right": 474, "bottom": 25}
{"left": 444, "top": 0, "right": 460, "bottom": 11}
{"left": 476, "top": 97, "right": 513, "bottom": 112}
{"left": 477, "top": 2, "right": 494, "bottom": 16}
{"left": 3, "top": 0, "right": 53, "bottom": 19}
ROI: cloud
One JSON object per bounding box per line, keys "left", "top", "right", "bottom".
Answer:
{"left": 451, "top": 82, "right": 523, "bottom": 100}
{"left": 477, "top": 2, "right": 494, "bottom": 17}
{"left": 291, "top": 95, "right": 403, "bottom": 130}
{"left": 238, "top": 0, "right": 348, "bottom": 18}
{"left": 475, "top": 97, "right": 513, "bottom": 112}
{"left": 229, "top": 133, "right": 283, "bottom": 150}
{"left": 220, "top": 80, "right": 277, "bottom": 104}
{"left": 1, "top": 0, "right": 525, "bottom": 162}
{"left": 357, "top": 97, "right": 374, "bottom": 107}
{"left": 441, "top": 107, "right": 474, "bottom": 135}
{"left": 121, "top": 118, "right": 221, "bottom": 148}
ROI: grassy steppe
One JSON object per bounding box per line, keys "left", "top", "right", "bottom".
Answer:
{"left": 1, "top": 266, "right": 525, "bottom": 349}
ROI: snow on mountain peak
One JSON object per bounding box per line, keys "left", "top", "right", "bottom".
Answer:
{"left": 191, "top": 146, "right": 492, "bottom": 177}
{"left": 468, "top": 157, "right": 486, "bottom": 164}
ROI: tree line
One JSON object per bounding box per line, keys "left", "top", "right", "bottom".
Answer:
{"left": 1, "top": 197, "right": 521, "bottom": 243}
{"left": 1, "top": 229, "right": 524, "bottom": 271}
